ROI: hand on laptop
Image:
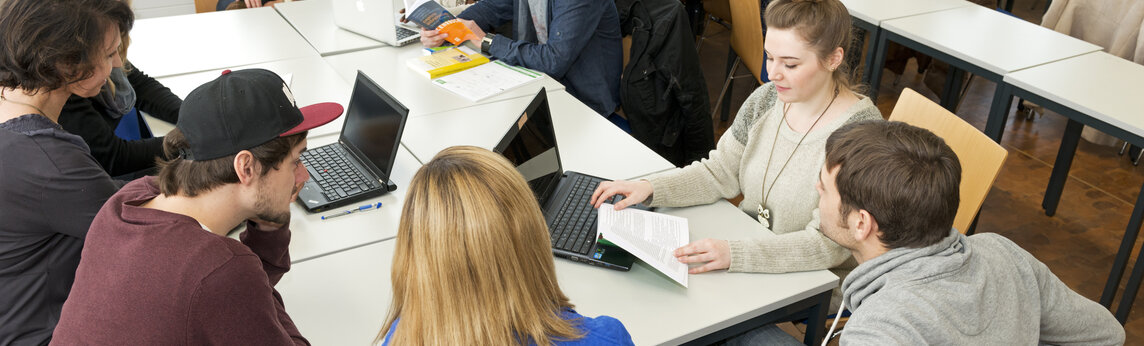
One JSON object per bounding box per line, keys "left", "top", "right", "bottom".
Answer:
{"left": 674, "top": 238, "right": 731, "bottom": 274}
{"left": 590, "top": 180, "right": 652, "bottom": 210}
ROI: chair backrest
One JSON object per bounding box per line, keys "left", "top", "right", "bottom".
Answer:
{"left": 702, "top": 0, "right": 732, "bottom": 24}
{"left": 888, "top": 88, "right": 1008, "bottom": 234}
{"left": 194, "top": 0, "right": 217, "bottom": 13}
{"left": 728, "top": 0, "right": 764, "bottom": 83}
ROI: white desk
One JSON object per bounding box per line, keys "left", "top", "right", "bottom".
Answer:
{"left": 130, "top": 8, "right": 318, "bottom": 78}
{"left": 401, "top": 90, "right": 676, "bottom": 180}
{"left": 274, "top": 0, "right": 386, "bottom": 56}
{"left": 323, "top": 46, "right": 566, "bottom": 116}
{"left": 277, "top": 200, "right": 838, "bottom": 345}
{"left": 148, "top": 56, "right": 352, "bottom": 138}
{"left": 842, "top": 0, "right": 971, "bottom": 26}
{"left": 988, "top": 51, "right": 1144, "bottom": 322}
{"left": 866, "top": 4, "right": 1101, "bottom": 106}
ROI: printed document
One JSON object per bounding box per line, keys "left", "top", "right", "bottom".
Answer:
{"left": 431, "top": 60, "right": 543, "bottom": 101}
{"left": 597, "top": 203, "right": 689, "bottom": 287}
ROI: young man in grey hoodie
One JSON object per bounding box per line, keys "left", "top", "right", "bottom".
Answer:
{"left": 813, "top": 120, "right": 1124, "bottom": 345}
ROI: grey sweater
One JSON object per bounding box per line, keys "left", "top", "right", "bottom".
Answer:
{"left": 646, "top": 83, "right": 880, "bottom": 272}
{"left": 841, "top": 231, "right": 1124, "bottom": 345}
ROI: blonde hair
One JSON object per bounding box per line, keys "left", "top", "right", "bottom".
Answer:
{"left": 765, "top": 0, "right": 863, "bottom": 95}
{"left": 377, "top": 146, "right": 583, "bottom": 345}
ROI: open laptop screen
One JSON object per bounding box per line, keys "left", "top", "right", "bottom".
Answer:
{"left": 339, "top": 71, "right": 408, "bottom": 180}
{"left": 495, "top": 89, "right": 563, "bottom": 206}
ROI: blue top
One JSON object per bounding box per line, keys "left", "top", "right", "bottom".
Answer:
{"left": 381, "top": 309, "right": 635, "bottom": 345}
{"left": 459, "top": 0, "right": 622, "bottom": 116}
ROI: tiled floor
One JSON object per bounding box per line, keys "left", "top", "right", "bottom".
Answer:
{"left": 694, "top": 0, "right": 1143, "bottom": 343}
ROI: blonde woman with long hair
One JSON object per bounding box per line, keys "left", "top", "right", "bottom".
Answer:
{"left": 378, "top": 146, "right": 634, "bottom": 345}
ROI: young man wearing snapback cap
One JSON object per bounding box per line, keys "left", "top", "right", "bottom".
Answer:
{"left": 51, "top": 69, "right": 342, "bottom": 344}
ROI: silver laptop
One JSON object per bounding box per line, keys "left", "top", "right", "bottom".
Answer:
{"left": 332, "top": 0, "right": 420, "bottom": 46}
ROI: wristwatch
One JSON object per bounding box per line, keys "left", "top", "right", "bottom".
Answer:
{"left": 481, "top": 34, "right": 495, "bottom": 54}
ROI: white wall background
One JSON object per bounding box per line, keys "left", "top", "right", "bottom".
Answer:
{"left": 134, "top": 0, "right": 195, "bottom": 18}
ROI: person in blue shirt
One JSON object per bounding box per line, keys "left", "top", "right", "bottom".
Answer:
{"left": 377, "top": 146, "right": 634, "bottom": 345}
{"left": 419, "top": 0, "right": 622, "bottom": 117}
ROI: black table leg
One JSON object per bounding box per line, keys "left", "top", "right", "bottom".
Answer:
{"left": 866, "top": 29, "right": 890, "bottom": 102}
{"left": 801, "top": 290, "right": 832, "bottom": 346}
{"left": 1116, "top": 203, "right": 1144, "bottom": 323}
{"left": 1102, "top": 182, "right": 1144, "bottom": 312}
{"left": 1042, "top": 119, "right": 1082, "bottom": 216}
{"left": 985, "top": 82, "right": 1014, "bottom": 143}
{"left": 939, "top": 66, "right": 965, "bottom": 111}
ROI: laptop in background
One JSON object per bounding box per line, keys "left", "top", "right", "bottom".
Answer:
{"left": 296, "top": 71, "right": 408, "bottom": 213}
{"left": 493, "top": 88, "right": 644, "bottom": 271}
{"left": 332, "top": 0, "right": 420, "bottom": 46}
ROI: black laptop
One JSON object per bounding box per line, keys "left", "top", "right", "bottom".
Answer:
{"left": 296, "top": 71, "right": 408, "bottom": 213}
{"left": 493, "top": 89, "right": 645, "bottom": 271}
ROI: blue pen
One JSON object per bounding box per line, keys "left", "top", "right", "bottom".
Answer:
{"left": 321, "top": 202, "right": 383, "bottom": 220}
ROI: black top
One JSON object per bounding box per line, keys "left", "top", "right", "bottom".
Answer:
{"left": 0, "top": 114, "right": 121, "bottom": 345}
{"left": 58, "top": 67, "right": 182, "bottom": 176}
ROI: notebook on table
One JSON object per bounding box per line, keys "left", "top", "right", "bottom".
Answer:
{"left": 296, "top": 71, "right": 408, "bottom": 213}
{"left": 493, "top": 88, "right": 650, "bottom": 271}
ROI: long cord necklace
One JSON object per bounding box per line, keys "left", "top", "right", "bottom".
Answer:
{"left": 757, "top": 87, "right": 839, "bottom": 229}
{"left": 0, "top": 89, "right": 47, "bottom": 117}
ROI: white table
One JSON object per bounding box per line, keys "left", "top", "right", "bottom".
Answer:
{"left": 130, "top": 8, "right": 318, "bottom": 78}
{"left": 147, "top": 56, "right": 352, "bottom": 138}
{"left": 987, "top": 51, "right": 1144, "bottom": 323}
{"left": 277, "top": 200, "right": 838, "bottom": 345}
{"left": 866, "top": 5, "right": 1101, "bottom": 109}
{"left": 839, "top": 0, "right": 972, "bottom": 84}
{"left": 400, "top": 89, "right": 676, "bottom": 180}
{"left": 274, "top": 0, "right": 386, "bottom": 56}
{"left": 323, "top": 46, "right": 567, "bottom": 116}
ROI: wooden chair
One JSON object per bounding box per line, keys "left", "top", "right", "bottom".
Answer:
{"left": 194, "top": 0, "right": 217, "bottom": 13}
{"left": 695, "top": 0, "right": 732, "bottom": 55}
{"left": 711, "top": 0, "right": 765, "bottom": 122}
{"left": 889, "top": 88, "right": 1008, "bottom": 234}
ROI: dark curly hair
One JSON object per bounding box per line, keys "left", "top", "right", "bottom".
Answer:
{"left": 0, "top": 0, "right": 134, "bottom": 91}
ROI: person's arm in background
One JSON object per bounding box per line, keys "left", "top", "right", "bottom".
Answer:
{"left": 126, "top": 67, "right": 181, "bottom": 124}
{"left": 459, "top": 0, "right": 605, "bottom": 79}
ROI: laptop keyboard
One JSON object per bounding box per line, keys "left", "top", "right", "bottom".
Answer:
{"left": 395, "top": 26, "right": 417, "bottom": 40}
{"left": 300, "top": 145, "right": 381, "bottom": 202}
{"left": 551, "top": 174, "right": 607, "bottom": 255}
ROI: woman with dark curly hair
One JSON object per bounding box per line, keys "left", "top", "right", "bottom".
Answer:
{"left": 0, "top": 0, "right": 133, "bottom": 342}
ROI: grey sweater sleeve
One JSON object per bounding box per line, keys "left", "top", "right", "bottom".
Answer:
{"left": 727, "top": 209, "right": 852, "bottom": 273}
{"left": 1015, "top": 243, "right": 1124, "bottom": 345}
{"left": 643, "top": 86, "right": 771, "bottom": 207}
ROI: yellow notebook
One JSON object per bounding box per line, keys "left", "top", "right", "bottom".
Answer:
{"left": 406, "top": 46, "right": 490, "bottom": 79}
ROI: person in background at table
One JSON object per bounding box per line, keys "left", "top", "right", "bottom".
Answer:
{"left": 217, "top": 0, "right": 283, "bottom": 11}
{"left": 51, "top": 69, "right": 343, "bottom": 344}
{"left": 419, "top": 0, "right": 622, "bottom": 118}
{"left": 0, "top": 0, "right": 130, "bottom": 343}
{"left": 591, "top": 0, "right": 879, "bottom": 311}
{"left": 377, "top": 145, "right": 634, "bottom": 345}
{"left": 803, "top": 120, "right": 1120, "bottom": 344}
{"left": 58, "top": 11, "right": 183, "bottom": 180}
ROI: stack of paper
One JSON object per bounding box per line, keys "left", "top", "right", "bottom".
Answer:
{"left": 597, "top": 203, "right": 690, "bottom": 287}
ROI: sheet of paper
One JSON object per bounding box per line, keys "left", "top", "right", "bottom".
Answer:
{"left": 597, "top": 203, "right": 690, "bottom": 287}
{"left": 431, "top": 60, "right": 543, "bottom": 102}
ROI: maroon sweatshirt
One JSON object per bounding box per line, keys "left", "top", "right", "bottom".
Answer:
{"left": 51, "top": 177, "right": 309, "bottom": 345}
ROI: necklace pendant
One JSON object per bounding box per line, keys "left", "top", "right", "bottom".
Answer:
{"left": 757, "top": 205, "right": 771, "bottom": 229}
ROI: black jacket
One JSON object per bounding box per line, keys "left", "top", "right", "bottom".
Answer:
{"left": 617, "top": 0, "right": 713, "bottom": 167}
{"left": 58, "top": 67, "right": 181, "bottom": 177}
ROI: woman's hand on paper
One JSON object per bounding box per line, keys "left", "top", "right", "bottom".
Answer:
{"left": 420, "top": 28, "right": 448, "bottom": 47}
{"left": 674, "top": 239, "right": 731, "bottom": 274}
{"left": 590, "top": 180, "right": 652, "bottom": 210}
